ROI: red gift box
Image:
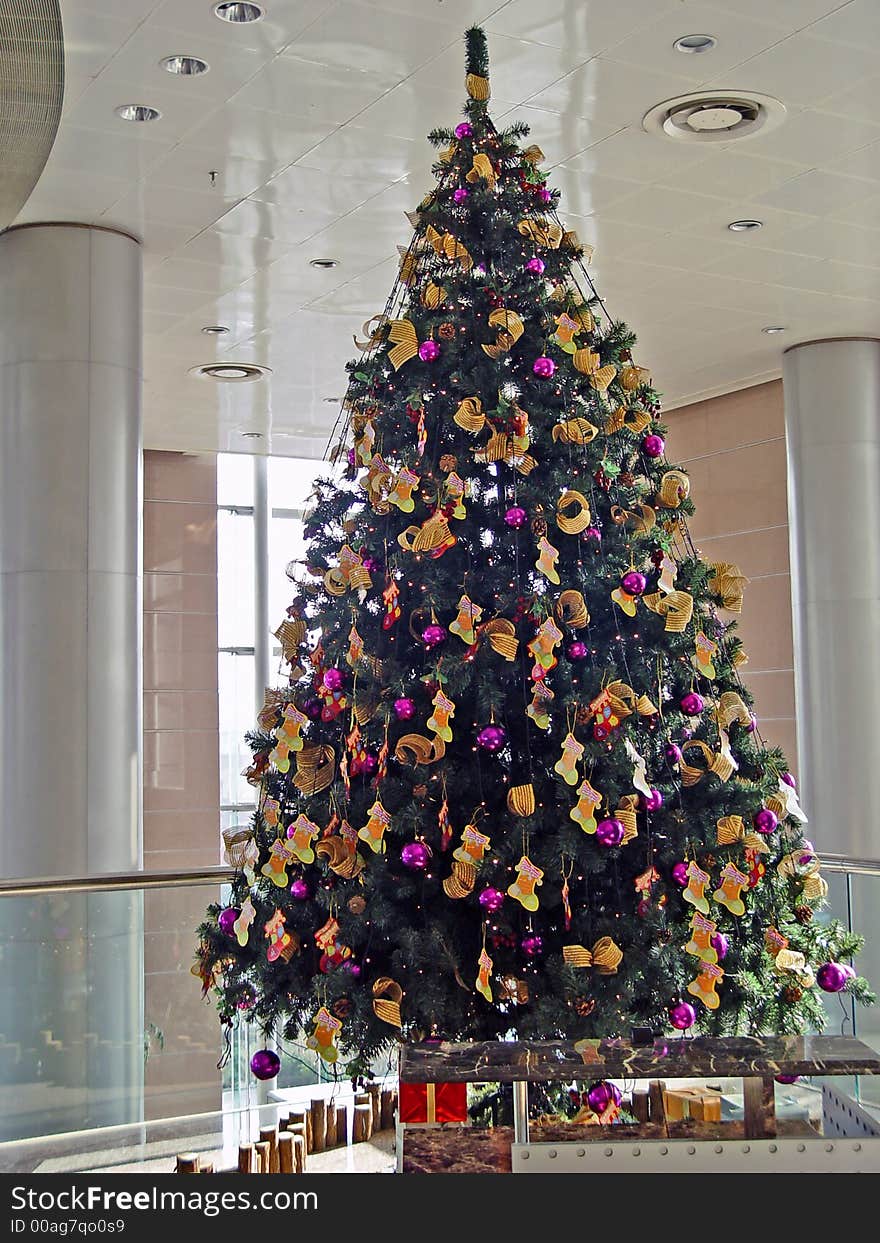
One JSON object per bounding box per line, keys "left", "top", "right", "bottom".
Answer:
{"left": 399, "top": 1082, "right": 467, "bottom": 1124}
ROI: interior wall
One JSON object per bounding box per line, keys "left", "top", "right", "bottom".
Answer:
{"left": 664, "top": 380, "right": 797, "bottom": 771}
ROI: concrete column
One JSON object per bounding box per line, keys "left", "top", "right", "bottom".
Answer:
{"left": 0, "top": 223, "right": 142, "bottom": 878}
{"left": 783, "top": 338, "right": 880, "bottom": 860}
{"left": 0, "top": 223, "right": 143, "bottom": 1138}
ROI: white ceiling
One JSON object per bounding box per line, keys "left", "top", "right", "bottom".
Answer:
{"left": 14, "top": 0, "right": 880, "bottom": 456}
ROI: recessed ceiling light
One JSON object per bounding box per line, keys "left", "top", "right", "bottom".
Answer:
{"left": 673, "top": 34, "right": 717, "bottom": 54}
{"left": 115, "top": 105, "right": 161, "bottom": 123}
{"left": 241, "top": 431, "right": 264, "bottom": 439}
{"left": 190, "top": 363, "right": 272, "bottom": 382}
{"left": 201, "top": 325, "right": 230, "bottom": 335}
{"left": 309, "top": 258, "right": 339, "bottom": 269}
{"left": 728, "top": 219, "right": 763, "bottom": 232}
{"left": 214, "top": 2, "right": 264, "bottom": 22}
{"left": 643, "top": 91, "right": 785, "bottom": 144}
{"left": 161, "top": 55, "right": 210, "bottom": 76}
{"left": 762, "top": 325, "right": 787, "bottom": 334}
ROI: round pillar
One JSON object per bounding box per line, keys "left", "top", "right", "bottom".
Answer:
{"left": 0, "top": 223, "right": 142, "bottom": 877}
{"left": 783, "top": 338, "right": 880, "bottom": 860}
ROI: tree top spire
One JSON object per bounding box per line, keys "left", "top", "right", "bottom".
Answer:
{"left": 465, "top": 25, "right": 489, "bottom": 79}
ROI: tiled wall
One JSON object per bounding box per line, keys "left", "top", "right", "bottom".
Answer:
{"left": 664, "top": 380, "right": 797, "bottom": 770}
{"left": 143, "top": 450, "right": 221, "bottom": 1120}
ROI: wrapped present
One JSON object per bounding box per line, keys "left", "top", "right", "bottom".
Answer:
{"left": 663, "top": 1087, "right": 722, "bottom": 1123}
{"left": 399, "top": 1082, "right": 467, "bottom": 1125}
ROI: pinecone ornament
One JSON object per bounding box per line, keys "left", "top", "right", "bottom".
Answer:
{"left": 794, "top": 903, "right": 813, "bottom": 924}
{"left": 782, "top": 985, "right": 803, "bottom": 1004}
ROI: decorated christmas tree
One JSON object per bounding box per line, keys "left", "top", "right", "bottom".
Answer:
{"left": 196, "top": 28, "right": 871, "bottom": 1080}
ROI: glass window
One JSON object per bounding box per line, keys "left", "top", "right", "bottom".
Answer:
{"left": 217, "top": 509, "right": 256, "bottom": 649}
{"left": 218, "top": 651, "right": 257, "bottom": 809}
{"left": 217, "top": 453, "right": 254, "bottom": 506}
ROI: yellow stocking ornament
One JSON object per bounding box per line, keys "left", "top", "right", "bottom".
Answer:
{"left": 687, "top": 961, "right": 724, "bottom": 1011}
{"left": 306, "top": 1006, "right": 342, "bottom": 1064}
{"left": 685, "top": 912, "right": 719, "bottom": 963}
{"left": 713, "top": 862, "right": 749, "bottom": 916}
{"left": 427, "top": 689, "right": 456, "bottom": 742}
{"left": 682, "top": 861, "right": 711, "bottom": 914}
{"left": 554, "top": 731, "right": 584, "bottom": 786}
{"left": 476, "top": 945, "right": 494, "bottom": 1002}
{"left": 507, "top": 855, "right": 544, "bottom": 911}
{"left": 449, "top": 595, "right": 483, "bottom": 645}
{"left": 358, "top": 798, "right": 392, "bottom": 854}
{"left": 571, "top": 779, "right": 602, "bottom": 833}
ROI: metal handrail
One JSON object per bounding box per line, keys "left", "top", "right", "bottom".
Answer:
{"left": 0, "top": 855, "right": 877, "bottom": 898}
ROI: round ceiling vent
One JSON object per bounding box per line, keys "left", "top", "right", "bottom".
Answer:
{"left": 189, "top": 363, "right": 271, "bottom": 383}
{"left": 643, "top": 91, "right": 786, "bottom": 143}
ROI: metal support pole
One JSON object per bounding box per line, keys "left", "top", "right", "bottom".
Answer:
{"left": 253, "top": 453, "right": 270, "bottom": 717}
{"left": 513, "top": 1081, "right": 529, "bottom": 1145}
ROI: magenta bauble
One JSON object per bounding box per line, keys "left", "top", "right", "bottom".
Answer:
{"left": 596, "top": 817, "right": 625, "bottom": 847}
{"left": 341, "top": 960, "right": 361, "bottom": 978}
{"left": 478, "top": 887, "right": 505, "bottom": 913}
{"left": 710, "top": 932, "right": 729, "bottom": 961}
{"left": 218, "top": 906, "right": 240, "bottom": 936}
{"left": 669, "top": 1001, "right": 696, "bottom": 1030}
{"left": 394, "top": 696, "right": 416, "bottom": 720}
{"left": 521, "top": 934, "right": 544, "bottom": 957}
{"left": 672, "top": 861, "right": 689, "bottom": 886}
{"left": 526, "top": 257, "right": 545, "bottom": 275}
{"left": 419, "top": 340, "right": 440, "bottom": 363}
{"left": 841, "top": 963, "right": 856, "bottom": 981}
{"left": 567, "top": 640, "right": 588, "bottom": 661}
{"left": 346, "top": 447, "right": 356, "bottom": 466}
{"left": 290, "top": 879, "right": 309, "bottom": 900}
{"left": 642, "top": 433, "right": 665, "bottom": 458}
{"left": 250, "top": 1049, "right": 281, "bottom": 1080}
{"left": 643, "top": 788, "right": 663, "bottom": 812}
{"left": 680, "top": 692, "right": 704, "bottom": 716}
{"left": 303, "top": 697, "right": 322, "bottom": 720}
{"left": 781, "top": 771, "right": 796, "bottom": 788}
{"left": 323, "top": 667, "right": 344, "bottom": 692}
{"left": 422, "top": 623, "right": 447, "bottom": 648}
{"left": 744, "top": 714, "right": 757, "bottom": 733}
{"left": 586, "top": 1080, "right": 622, "bottom": 1113}
{"left": 453, "top": 186, "right": 469, "bottom": 204}
{"left": 774, "top": 1074, "right": 799, "bottom": 1085}
{"left": 401, "top": 841, "right": 430, "bottom": 870}
{"left": 680, "top": 726, "right": 693, "bottom": 739}
{"left": 532, "top": 355, "right": 556, "bottom": 378}
{"left": 753, "top": 808, "right": 778, "bottom": 835}
{"left": 504, "top": 505, "right": 528, "bottom": 528}
{"left": 621, "top": 570, "right": 648, "bottom": 596}
{"left": 538, "top": 185, "right": 552, "bottom": 203}
{"left": 817, "top": 962, "right": 849, "bottom": 993}
{"left": 236, "top": 986, "right": 256, "bottom": 1011}
{"left": 454, "top": 121, "right": 473, "bottom": 139}
{"left": 584, "top": 526, "right": 602, "bottom": 543}
{"left": 665, "top": 743, "right": 683, "bottom": 764}
{"left": 476, "top": 724, "right": 507, "bottom": 752}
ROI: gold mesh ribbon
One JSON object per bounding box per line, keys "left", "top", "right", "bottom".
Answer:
{"left": 552, "top": 417, "right": 599, "bottom": 445}
{"left": 421, "top": 281, "right": 446, "bottom": 309}
{"left": 563, "top": 945, "right": 593, "bottom": 968}
{"left": 658, "top": 470, "right": 690, "bottom": 508}
{"left": 453, "top": 396, "right": 486, "bottom": 433}
{"left": 708, "top": 561, "right": 749, "bottom": 613}
{"left": 386, "top": 318, "right": 421, "bottom": 370}
{"left": 522, "top": 144, "right": 544, "bottom": 164}
{"left": 620, "top": 365, "right": 651, "bottom": 391}
{"left": 715, "top": 692, "right": 751, "bottom": 730}
{"left": 507, "top": 783, "right": 535, "bottom": 817}
{"left": 589, "top": 364, "right": 617, "bottom": 392}
{"left": 353, "top": 313, "right": 389, "bottom": 351}
{"left": 474, "top": 431, "right": 536, "bottom": 475}
{"left": 573, "top": 347, "right": 600, "bottom": 375}
{"left": 443, "top": 860, "right": 477, "bottom": 899}
{"left": 609, "top": 502, "right": 656, "bottom": 536}
{"left": 517, "top": 217, "right": 563, "bottom": 248}
{"left": 397, "top": 512, "right": 456, "bottom": 553}
{"left": 467, "top": 152, "right": 496, "bottom": 188}
{"left": 481, "top": 308, "right": 524, "bottom": 359}
{"left": 353, "top": 695, "right": 378, "bottom": 725}
{"left": 564, "top": 938, "right": 622, "bottom": 974}
{"left": 605, "top": 406, "right": 652, "bottom": 435}
{"left": 315, "top": 836, "right": 365, "bottom": 879}
{"left": 274, "top": 619, "right": 306, "bottom": 663}
{"left": 481, "top": 617, "right": 519, "bottom": 661}
{"left": 257, "top": 687, "right": 287, "bottom": 730}
{"left": 394, "top": 733, "right": 446, "bottom": 765}
{"left": 427, "top": 225, "right": 474, "bottom": 270}
{"left": 716, "top": 815, "right": 745, "bottom": 846}
{"left": 466, "top": 72, "right": 490, "bottom": 100}
{"left": 293, "top": 744, "right": 336, "bottom": 795}
{"left": 555, "top": 589, "right": 589, "bottom": 629}
{"left": 563, "top": 231, "right": 590, "bottom": 260}
{"left": 616, "top": 795, "right": 639, "bottom": 845}
{"left": 222, "top": 828, "right": 257, "bottom": 870}
{"left": 732, "top": 647, "right": 749, "bottom": 668}
{"left": 556, "top": 489, "right": 592, "bottom": 535}
{"left": 372, "top": 977, "right": 403, "bottom": 1028}
{"left": 679, "top": 740, "right": 734, "bottom": 787}
{"left": 643, "top": 588, "right": 693, "bottom": 632}
{"left": 605, "top": 680, "right": 657, "bottom": 720}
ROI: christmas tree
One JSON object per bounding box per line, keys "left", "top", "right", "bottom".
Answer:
{"left": 196, "top": 28, "right": 871, "bottom": 1079}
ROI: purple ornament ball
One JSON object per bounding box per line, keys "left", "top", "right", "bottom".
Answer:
{"left": 586, "top": 1080, "right": 622, "bottom": 1113}
{"left": 665, "top": 743, "right": 683, "bottom": 764}
{"left": 710, "top": 932, "right": 729, "bottom": 961}
{"left": 584, "top": 526, "right": 602, "bottom": 545}
{"left": 290, "top": 879, "right": 309, "bottom": 900}
{"left": 533, "top": 355, "right": 556, "bottom": 378}
{"left": 236, "top": 986, "right": 256, "bottom": 1012}
{"left": 303, "top": 696, "right": 322, "bottom": 720}
{"left": 521, "top": 934, "right": 543, "bottom": 957}
{"left": 250, "top": 1049, "right": 281, "bottom": 1081}
{"left": 478, "top": 887, "right": 505, "bottom": 913}
{"left": 504, "top": 505, "right": 528, "bottom": 528}
{"left": 680, "top": 726, "right": 693, "bottom": 740}
{"left": 841, "top": 963, "right": 857, "bottom": 981}
{"left": 394, "top": 696, "right": 416, "bottom": 721}
{"left": 596, "top": 817, "right": 625, "bottom": 848}
{"left": 680, "top": 692, "right": 704, "bottom": 716}
{"left": 346, "top": 447, "right": 356, "bottom": 467}
{"left": 526, "top": 257, "right": 545, "bottom": 275}
{"left": 401, "top": 841, "right": 430, "bottom": 870}
{"left": 621, "top": 570, "right": 648, "bottom": 596}
{"left": 744, "top": 713, "right": 758, "bottom": 733}
{"left": 817, "top": 962, "right": 849, "bottom": 993}
{"left": 567, "top": 641, "right": 588, "bottom": 661}
{"left": 642, "top": 433, "right": 666, "bottom": 459}
{"left": 775, "top": 1074, "right": 799, "bottom": 1085}
{"left": 323, "top": 667, "right": 344, "bottom": 692}
{"left": 538, "top": 186, "right": 552, "bottom": 203}
{"left": 453, "top": 186, "right": 469, "bottom": 204}
{"left": 477, "top": 724, "right": 507, "bottom": 753}
{"left": 669, "top": 1001, "right": 696, "bottom": 1031}
{"left": 753, "top": 807, "right": 778, "bottom": 835}
{"left": 419, "top": 340, "right": 440, "bottom": 363}
{"left": 218, "top": 906, "right": 240, "bottom": 936}
{"left": 672, "top": 861, "right": 689, "bottom": 887}
{"left": 454, "top": 121, "right": 473, "bottom": 139}
{"left": 781, "top": 771, "right": 797, "bottom": 788}
{"left": 422, "top": 623, "right": 447, "bottom": 649}
{"left": 342, "top": 960, "right": 361, "bottom": 978}
{"left": 643, "top": 788, "right": 663, "bottom": 812}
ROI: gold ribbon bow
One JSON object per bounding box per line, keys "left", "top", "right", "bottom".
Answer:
{"left": 453, "top": 396, "right": 486, "bottom": 433}
{"left": 397, "top": 512, "right": 456, "bottom": 553}
{"left": 443, "top": 860, "right": 477, "bottom": 899}
{"left": 714, "top": 692, "right": 751, "bottom": 731}
{"left": 481, "top": 308, "right": 524, "bottom": 359}
{"left": 222, "top": 828, "right": 258, "bottom": 870}
{"left": 466, "top": 72, "right": 490, "bottom": 100}
{"left": 708, "top": 561, "right": 749, "bottom": 613}
{"left": 478, "top": 616, "right": 519, "bottom": 661}
{"left": 620, "top": 365, "right": 651, "bottom": 391}
{"left": 616, "top": 795, "right": 639, "bottom": 844}
{"left": 467, "top": 152, "right": 496, "bottom": 188}
{"left": 643, "top": 588, "right": 694, "bottom": 632}
{"left": 555, "top": 590, "right": 589, "bottom": 629}
{"left": 517, "top": 217, "right": 563, "bottom": 248}
{"left": 426, "top": 225, "right": 473, "bottom": 270}
{"left": 609, "top": 502, "right": 656, "bottom": 536}
{"left": 474, "top": 430, "right": 536, "bottom": 475}
{"left": 551, "top": 417, "right": 599, "bottom": 445}
{"left": 394, "top": 733, "right": 446, "bottom": 766}
{"left": 658, "top": 470, "right": 690, "bottom": 509}
{"left": 716, "top": 815, "right": 745, "bottom": 846}
{"left": 386, "top": 319, "right": 424, "bottom": 370}
{"left": 605, "top": 680, "right": 658, "bottom": 720}
{"left": 372, "top": 977, "right": 403, "bottom": 1028}
{"left": 421, "top": 281, "right": 447, "bottom": 309}
{"left": 605, "top": 406, "right": 652, "bottom": 435}
{"left": 315, "top": 836, "right": 365, "bottom": 880}
{"left": 556, "top": 489, "right": 592, "bottom": 535}
{"left": 274, "top": 618, "right": 306, "bottom": 663}
{"left": 293, "top": 744, "right": 336, "bottom": 795}
{"left": 573, "top": 347, "right": 600, "bottom": 375}
{"left": 507, "top": 783, "right": 536, "bottom": 817}
{"left": 563, "top": 937, "right": 623, "bottom": 974}
{"left": 679, "top": 739, "right": 735, "bottom": 787}
{"left": 353, "top": 313, "right": 389, "bottom": 351}
{"left": 522, "top": 144, "right": 544, "bottom": 164}
{"left": 589, "top": 364, "right": 617, "bottom": 392}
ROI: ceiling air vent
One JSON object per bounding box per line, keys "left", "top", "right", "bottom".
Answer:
{"left": 643, "top": 91, "right": 785, "bottom": 144}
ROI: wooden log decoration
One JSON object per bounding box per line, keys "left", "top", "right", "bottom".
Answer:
{"left": 288, "top": 1107, "right": 311, "bottom": 1152}
{"left": 260, "top": 1126, "right": 280, "bottom": 1173}
{"left": 278, "top": 1134, "right": 294, "bottom": 1174}
{"left": 743, "top": 1076, "right": 776, "bottom": 1139}
{"left": 631, "top": 1086, "right": 650, "bottom": 1124}
{"left": 254, "top": 1141, "right": 271, "bottom": 1174}
{"left": 380, "top": 1088, "right": 396, "bottom": 1132}
{"left": 200, "top": 1162, "right": 214, "bottom": 1175}
{"left": 293, "top": 1134, "right": 306, "bottom": 1174}
{"left": 648, "top": 1079, "right": 667, "bottom": 1127}
{"left": 353, "top": 1102, "right": 373, "bottom": 1143}
{"left": 310, "top": 1098, "right": 327, "bottom": 1153}
{"left": 175, "top": 1153, "right": 200, "bottom": 1174}
{"left": 324, "top": 1103, "right": 338, "bottom": 1149}
{"left": 238, "top": 1144, "right": 254, "bottom": 1175}
{"left": 368, "top": 1084, "right": 382, "bottom": 1133}
{"left": 336, "top": 1104, "right": 348, "bottom": 1147}
{"left": 284, "top": 1122, "right": 308, "bottom": 1158}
